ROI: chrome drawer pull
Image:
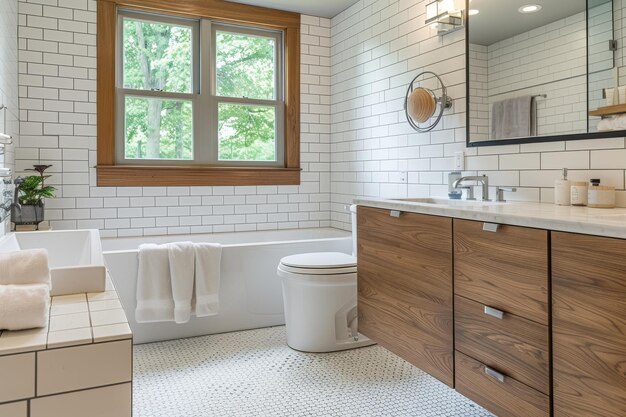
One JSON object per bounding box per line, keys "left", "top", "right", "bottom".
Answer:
{"left": 482, "top": 222, "right": 499, "bottom": 232}
{"left": 390, "top": 210, "right": 401, "bottom": 218}
{"left": 484, "top": 306, "right": 504, "bottom": 320}
{"left": 484, "top": 366, "right": 505, "bottom": 383}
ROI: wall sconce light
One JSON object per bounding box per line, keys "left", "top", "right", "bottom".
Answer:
{"left": 426, "top": 0, "right": 464, "bottom": 34}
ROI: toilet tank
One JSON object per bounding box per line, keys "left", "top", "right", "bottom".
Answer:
{"left": 350, "top": 205, "right": 357, "bottom": 257}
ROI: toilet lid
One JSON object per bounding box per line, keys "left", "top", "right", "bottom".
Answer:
{"left": 279, "top": 252, "right": 357, "bottom": 276}
{"left": 280, "top": 252, "right": 356, "bottom": 269}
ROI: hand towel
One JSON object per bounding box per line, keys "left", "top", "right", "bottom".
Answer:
{"left": 0, "top": 249, "right": 50, "bottom": 287}
{"left": 168, "top": 242, "right": 195, "bottom": 324}
{"left": 136, "top": 244, "right": 174, "bottom": 323}
{"left": 598, "top": 117, "right": 616, "bottom": 131}
{"left": 491, "top": 96, "right": 534, "bottom": 140}
{"left": 613, "top": 115, "right": 626, "bottom": 130}
{"left": 194, "top": 243, "right": 222, "bottom": 317}
{"left": 0, "top": 284, "right": 50, "bottom": 331}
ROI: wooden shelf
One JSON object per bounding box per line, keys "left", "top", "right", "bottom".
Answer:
{"left": 589, "top": 103, "right": 626, "bottom": 117}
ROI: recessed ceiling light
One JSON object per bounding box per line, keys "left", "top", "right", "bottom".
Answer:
{"left": 519, "top": 4, "right": 542, "bottom": 13}
{"left": 468, "top": 9, "right": 479, "bottom": 16}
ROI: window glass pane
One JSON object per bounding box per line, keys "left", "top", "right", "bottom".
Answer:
{"left": 123, "top": 18, "right": 193, "bottom": 93}
{"left": 216, "top": 31, "right": 276, "bottom": 100}
{"left": 125, "top": 97, "right": 193, "bottom": 160}
{"left": 218, "top": 103, "right": 276, "bottom": 161}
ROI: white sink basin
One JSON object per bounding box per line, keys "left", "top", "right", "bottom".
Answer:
{"left": 394, "top": 197, "right": 505, "bottom": 207}
{"left": 0, "top": 230, "right": 106, "bottom": 296}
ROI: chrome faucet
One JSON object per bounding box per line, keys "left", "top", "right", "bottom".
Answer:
{"left": 452, "top": 175, "right": 490, "bottom": 201}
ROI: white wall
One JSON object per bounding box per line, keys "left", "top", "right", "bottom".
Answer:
{"left": 0, "top": 0, "right": 18, "bottom": 237}
{"left": 330, "top": 0, "right": 626, "bottom": 230}
{"left": 16, "top": 0, "right": 331, "bottom": 238}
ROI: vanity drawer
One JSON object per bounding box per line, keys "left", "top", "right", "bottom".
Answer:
{"left": 454, "top": 219, "right": 549, "bottom": 325}
{"left": 454, "top": 295, "right": 549, "bottom": 394}
{"left": 455, "top": 351, "right": 549, "bottom": 417}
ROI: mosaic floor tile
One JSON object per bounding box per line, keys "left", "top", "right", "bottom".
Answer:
{"left": 133, "top": 326, "right": 494, "bottom": 417}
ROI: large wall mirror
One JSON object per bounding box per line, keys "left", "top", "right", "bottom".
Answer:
{"left": 466, "top": 0, "right": 624, "bottom": 146}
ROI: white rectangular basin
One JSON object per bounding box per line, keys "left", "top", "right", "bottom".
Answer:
{"left": 0, "top": 230, "right": 106, "bottom": 296}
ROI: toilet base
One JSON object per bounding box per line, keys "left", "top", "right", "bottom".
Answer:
{"left": 287, "top": 333, "right": 376, "bottom": 353}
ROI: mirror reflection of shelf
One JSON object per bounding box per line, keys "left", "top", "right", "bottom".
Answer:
{"left": 588, "top": 104, "right": 626, "bottom": 118}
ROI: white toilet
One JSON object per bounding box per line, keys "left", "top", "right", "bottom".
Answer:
{"left": 277, "top": 205, "right": 375, "bottom": 352}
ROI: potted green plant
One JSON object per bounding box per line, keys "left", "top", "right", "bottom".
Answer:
{"left": 11, "top": 165, "right": 55, "bottom": 230}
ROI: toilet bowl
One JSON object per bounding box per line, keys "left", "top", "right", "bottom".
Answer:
{"left": 277, "top": 205, "right": 375, "bottom": 352}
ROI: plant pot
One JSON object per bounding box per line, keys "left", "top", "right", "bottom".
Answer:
{"left": 11, "top": 202, "right": 45, "bottom": 229}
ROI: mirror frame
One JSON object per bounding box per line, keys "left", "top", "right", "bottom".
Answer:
{"left": 465, "top": 0, "right": 625, "bottom": 147}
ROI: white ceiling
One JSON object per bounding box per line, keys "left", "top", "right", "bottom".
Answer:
{"left": 225, "top": 0, "right": 360, "bottom": 18}
{"left": 469, "top": 0, "right": 589, "bottom": 46}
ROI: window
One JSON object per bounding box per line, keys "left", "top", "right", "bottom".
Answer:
{"left": 97, "top": 0, "right": 300, "bottom": 186}
{"left": 117, "top": 12, "right": 284, "bottom": 165}
{"left": 118, "top": 13, "right": 197, "bottom": 162}
{"left": 214, "top": 25, "right": 283, "bottom": 163}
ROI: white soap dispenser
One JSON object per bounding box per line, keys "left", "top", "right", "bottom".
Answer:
{"left": 554, "top": 168, "right": 571, "bottom": 206}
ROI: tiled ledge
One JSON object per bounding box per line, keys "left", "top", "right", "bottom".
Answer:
{"left": 0, "top": 274, "right": 133, "bottom": 417}
{"left": 0, "top": 274, "right": 131, "bottom": 356}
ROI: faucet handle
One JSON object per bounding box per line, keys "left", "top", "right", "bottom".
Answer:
{"left": 457, "top": 186, "right": 475, "bottom": 200}
{"left": 495, "top": 186, "right": 517, "bottom": 202}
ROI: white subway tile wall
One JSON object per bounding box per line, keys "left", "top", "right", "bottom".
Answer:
{"left": 330, "top": 0, "right": 626, "bottom": 230}
{"left": 13, "top": 0, "right": 626, "bottom": 235}
{"left": 0, "top": 0, "right": 18, "bottom": 237}
{"left": 16, "top": 2, "right": 331, "bottom": 237}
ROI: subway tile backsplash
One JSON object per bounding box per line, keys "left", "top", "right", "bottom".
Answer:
{"left": 330, "top": 0, "right": 626, "bottom": 230}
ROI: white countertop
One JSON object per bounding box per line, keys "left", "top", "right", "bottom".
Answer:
{"left": 354, "top": 197, "right": 626, "bottom": 239}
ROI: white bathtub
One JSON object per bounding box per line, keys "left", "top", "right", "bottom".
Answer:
{"left": 102, "top": 228, "right": 352, "bottom": 344}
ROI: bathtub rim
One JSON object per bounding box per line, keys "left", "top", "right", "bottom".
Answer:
{"left": 101, "top": 227, "right": 351, "bottom": 254}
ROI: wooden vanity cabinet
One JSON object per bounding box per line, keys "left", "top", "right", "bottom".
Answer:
{"left": 356, "top": 204, "right": 626, "bottom": 417}
{"left": 356, "top": 206, "right": 454, "bottom": 387}
{"left": 453, "top": 219, "right": 550, "bottom": 417}
{"left": 552, "top": 232, "right": 626, "bottom": 417}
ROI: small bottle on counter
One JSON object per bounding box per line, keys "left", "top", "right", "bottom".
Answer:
{"left": 571, "top": 181, "right": 588, "bottom": 206}
{"left": 554, "top": 168, "right": 571, "bottom": 206}
{"left": 588, "top": 179, "right": 616, "bottom": 209}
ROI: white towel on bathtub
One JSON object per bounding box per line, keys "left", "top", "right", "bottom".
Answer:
{"left": 168, "top": 242, "right": 195, "bottom": 324}
{"left": 136, "top": 243, "right": 175, "bottom": 323}
{"left": 194, "top": 243, "right": 222, "bottom": 317}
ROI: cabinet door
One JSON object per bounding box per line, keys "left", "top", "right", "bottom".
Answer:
{"left": 357, "top": 206, "right": 453, "bottom": 386}
{"left": 454, "top": 219, "right": 549, "bottom": 325}
{"left": 552, "top": 232, "right": 626, "bottom": 417}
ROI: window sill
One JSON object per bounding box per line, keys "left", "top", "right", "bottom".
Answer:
{"left": 96, "top": 165, "right": 301, "bottom": 187}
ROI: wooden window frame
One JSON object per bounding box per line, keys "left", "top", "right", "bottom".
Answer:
{"left": 97, "top": 0, "right": 300, "bottom": 186}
